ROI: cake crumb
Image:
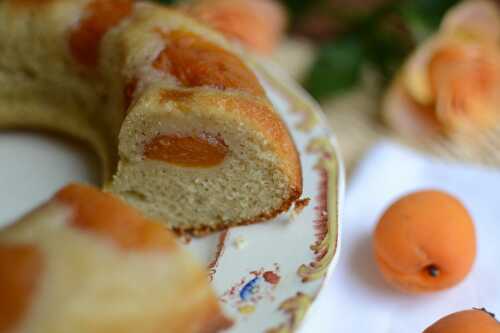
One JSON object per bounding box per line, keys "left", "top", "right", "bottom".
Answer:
{"left": 294, "top": 198, "right": 311, "bottom": 214}
{"left": 233, "top": 236, "right": 248, "bottom": 250}
{"left": 290, "top": 197, "right": 311, "bottom": 220}
{"left": 179, "top": 234, "right": 192, "bottom": 245}
{"left": 263, "top": 271, "right": 280, "bottom": 285}
{"left": 238, "top": 305, "right": 255, "bottom": 314}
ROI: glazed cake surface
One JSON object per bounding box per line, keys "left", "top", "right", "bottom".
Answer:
{"left": 0, "top": 0, "right": 302, "bottom": 233}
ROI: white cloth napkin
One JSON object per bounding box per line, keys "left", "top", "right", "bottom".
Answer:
{"left": 301, "top": 140, "right": 500, "bottom": 333}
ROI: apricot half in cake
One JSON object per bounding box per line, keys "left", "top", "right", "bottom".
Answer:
{"left": 0, "top": 184, "right": 232, "bottom": 333}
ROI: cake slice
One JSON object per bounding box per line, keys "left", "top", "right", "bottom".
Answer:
{"left": 0, "top": 0, "right": 302, "bottom": 234}
{"left": 0, "top": 184, "right": 232, "bottom": 333}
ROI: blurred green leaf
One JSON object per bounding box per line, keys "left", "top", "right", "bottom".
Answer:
{"left": 303, "top": 0, "right": 461, "bottom": 100}
{"left": 399, "top": 0, "right": 459, "bottom": 43}
{"left": 362, "top": 13, "right": 414, "bottom": 80}
{"left": 157, "top": 0, "right": 179, "bottom": 4}
{"left": 278, "top": 0, "right": 321, "bottom": 22}
{"left": 304, "top": 36, "right": 364, "bottom": 100}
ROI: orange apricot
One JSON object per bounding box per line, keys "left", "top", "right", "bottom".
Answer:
{"left": 153, "top": 30, "right": 265, "bottom": 96}
{"left": 55, "top": 184, "right": 176, "bottom": 252}
{"left": 0, "top": 245, "right": 43, "bottom": 332}
{"left": 441, "top": 0, "right": 500, "bottom": 44}
{"left": 428, "top": 44, "right": 500, "bottom": 131}
{"left": 423, "top": 309, "right": 500, "bottom": 333}
{"left": 373, "top": 190, "right": 476, "bottom": 293}
{"left": 144, "top": 133, "right": 228, "bottom": 168}
{"left": 383, "top": 79, "right": 442, "bottom": 140}
{"left": 183, "top": 0, "right": 287, "bottom": 54}
{"left": 69, "top": 0, "right": 133, "bottom": 68}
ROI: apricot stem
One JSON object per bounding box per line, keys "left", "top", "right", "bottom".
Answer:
{"left": 426, "top": 264, "right": 440, "bottom": 277}
{"left": 473, "top": 307, "right": 497, "bottom": 321}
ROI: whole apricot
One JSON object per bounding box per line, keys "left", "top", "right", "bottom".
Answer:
{"left": 423, "top": 309, "right": 500, "bottom": 333}
{"left": 428, "top": 43, "right": 500, "bottom": 132}
{"left": 373, "top": 190, "right": 476, "bottom": 293}
{"left": 183, "top": 0, "right": 287, "bottom": 54}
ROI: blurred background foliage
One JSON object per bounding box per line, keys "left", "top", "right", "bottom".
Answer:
{"left": 287, "top": 0, "right": 460, "bottom": 100}
{"left": 158, "top": 0, "right": 461, "bottom": 100}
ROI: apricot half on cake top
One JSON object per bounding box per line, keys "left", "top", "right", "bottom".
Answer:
{"left": 373, "top": 190, "right": 476, "bottom": 293}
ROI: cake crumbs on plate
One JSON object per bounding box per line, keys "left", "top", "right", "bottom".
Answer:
{"left": 233, "top": 236, "right": 248, "bottom": 249}
{"left": 179, "top": 234, "right": 192, "bottom": 244}
{"left": 238, "top": 305, "right": 256, "bottom": 315}
{"left": 289, "top": 197, "right": 311, "bottom": 220}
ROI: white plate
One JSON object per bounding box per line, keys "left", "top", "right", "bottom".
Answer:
{"left": 0, "top": 61, "right": 344, "bottom": 333}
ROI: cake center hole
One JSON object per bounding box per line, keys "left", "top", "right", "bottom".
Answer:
{"left": 0, "top": 131, "right": 100, "bottom": 225}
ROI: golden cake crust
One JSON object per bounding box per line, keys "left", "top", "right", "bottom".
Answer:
{"left": 155, "top": 89, "right": 303, "bottom": 216}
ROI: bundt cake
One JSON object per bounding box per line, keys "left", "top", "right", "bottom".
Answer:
{"left": 0, "top": 183, "right": 232, "bottom": 333}
{"left": 0, "top": 0, "right": 302, "bottom": 234}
